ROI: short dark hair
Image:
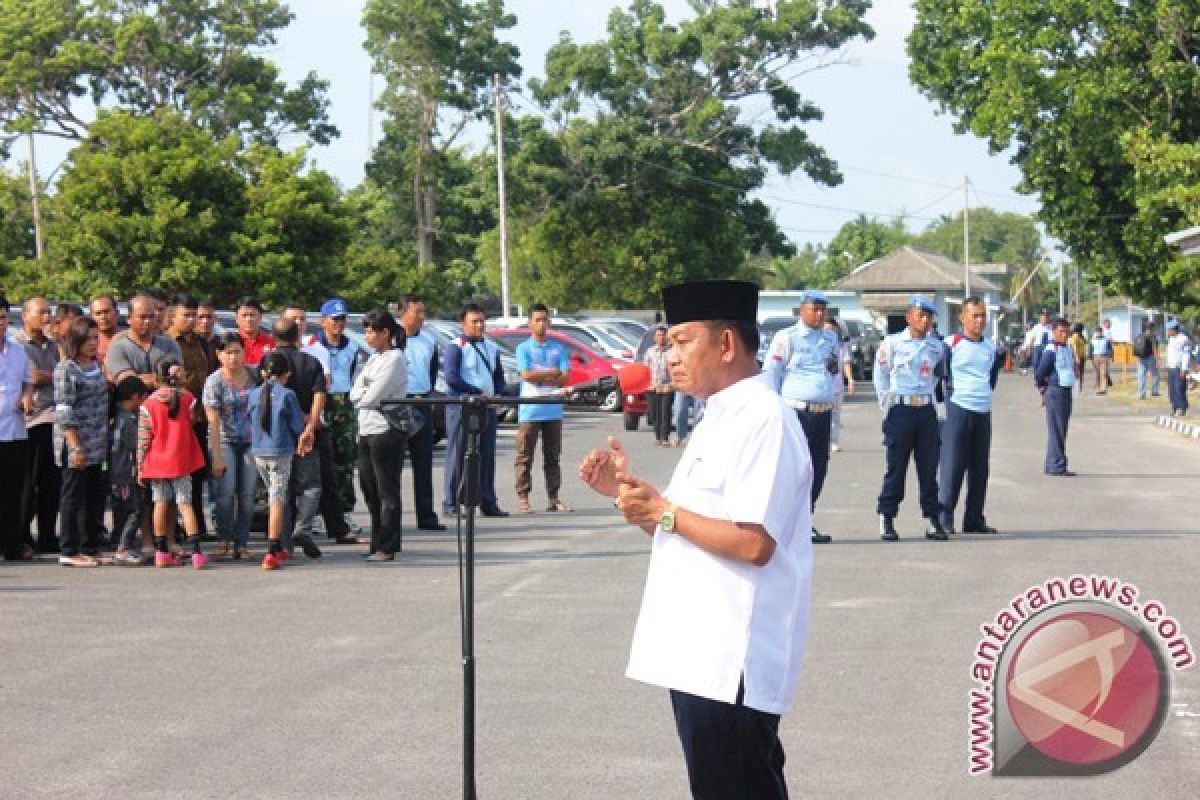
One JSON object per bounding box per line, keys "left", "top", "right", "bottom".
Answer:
{"left": 459, "top": 302, "right": 485, "bottom": 321}
{"left": 113, "top": 375, "right": 148, "bottom": 405}
{"left": 236, "top": 296, "right": 264, "bottom": 314}
{"left": 272, "top": 318, "right": 299, "bottom": 343}
{"left": 170, "top": 292, "right": 198, "bottom": 310}
{"left": 55, "top": 302, "right": 82, "bottom": 320}
{"left": 214, "top": 331, "right": 244, "bottom": 351}
{"left": 62, "top": 317, "right": 98, "bottom": 360}
{"left": 401, "top": 293, "right": 423, "bottom": 310}
{"left": 90, "top": 294, "right": 118, "bottom": 311}
{"left": 703, "top": 319, "right": 759, "bottom": 355}
{"left": 962, "top": 296, "right": 985, "bottom": 311}
{"left": 1051, "top": 317, "right": 1070, "bottom": 330}
{"left": 529, "top": 303, "right": 549, "bottom": 316}
{"left": 142, "top": 288, "right": 169, "bottom": 306}
{"left": 283, "top": 302, "right": 306, "bottom": 314}
{"left": 197, "top": 298, "right": 216, "bottom": 310}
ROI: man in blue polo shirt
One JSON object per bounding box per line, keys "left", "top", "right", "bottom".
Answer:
{"left": 938, "top": 297, "right": 1002, "bottom": 535}
{"left": 514, "top": 304, "right": 572, "bottom": 514}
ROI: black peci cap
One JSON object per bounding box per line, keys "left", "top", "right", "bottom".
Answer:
{"left": 662, "top": 280, "right": 759, "bottom": 326}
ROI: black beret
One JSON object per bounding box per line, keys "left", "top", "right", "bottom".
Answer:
{"left": 662, "top": 280, "right": 759, "bottom": 326}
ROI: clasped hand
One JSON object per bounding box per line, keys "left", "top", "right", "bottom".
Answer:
{"left": 579, "top": 436, "right": 667, "bottom": 527}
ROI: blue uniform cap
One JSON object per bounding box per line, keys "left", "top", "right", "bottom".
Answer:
{"left": 799, "top": 289, "right": 829, "bottom": 306}
{"left": 908, "top": 295, "right": 937, "bottom": 314}
{"left": 321, "top": 298, "right": 348, "bottom": 318}
{"left": 1167, "top": 319, "right": 1180, "bottom": 330}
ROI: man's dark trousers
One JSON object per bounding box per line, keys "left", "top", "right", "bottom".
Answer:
{"left": 405, "top": 403, "right": 439, "bottom": 526}
{"left": 19, "top": 422, "right": 60, "bottom": 553}
{"left": 938, "top": 403, "right": 991, "bottom": 529}
{"left": 670, "top": 684, "right": 788, "bottom": 800}
{"left": 1167, "top": 367, "right": 1188, "bottom": 414}
{"left": 1, "top": 440, "right": 32, "bottom": 559}
{"left": 443, "top": 404, "right": 499, "bottom": 514}
{"left": 877, "top": 403, "right": 940, "bottom": 518}
{"left": 315, "top": 427, "right": 351, "bottom": 538}
{"left": 794, "top": 408, "right": 831, "bottom": 509}
{"left": 1043, "top": 385, "right": 1072, "bottom": 474}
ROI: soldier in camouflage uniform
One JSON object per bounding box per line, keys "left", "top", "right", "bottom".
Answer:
{"left": 314, "top": 299, "right": 369, "bottom": 520}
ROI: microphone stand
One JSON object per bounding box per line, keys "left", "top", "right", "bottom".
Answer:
{"left": 382, "top": 384, "right": 603, "bottom": 800}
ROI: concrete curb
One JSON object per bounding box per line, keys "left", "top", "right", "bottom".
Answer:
{"left": 1157, "top": 414, "right": 1200, "bottom": 439}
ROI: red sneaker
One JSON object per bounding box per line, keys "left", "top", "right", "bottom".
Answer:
{"left": 262, "top": 553, "right": 280, "bottom": 571}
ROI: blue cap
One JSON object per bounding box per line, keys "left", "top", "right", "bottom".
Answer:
{"left": 1167, "top": 319, "right": 1180, "bottom": 330}
{"left": 799, "top": 289, "right": 829, "bottom": 306}
{"left": 908, "top": 295, "right": 937, "bottom": 314}
{"left": 321, "top": 298, "right": 348, "bottom": 318}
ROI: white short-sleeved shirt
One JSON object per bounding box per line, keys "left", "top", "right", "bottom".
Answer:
{"left": 626, "top": 374, "right": 813, "bottom": 714}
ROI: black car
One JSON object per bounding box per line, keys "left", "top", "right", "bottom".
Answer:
{"left": 840, "top": 318, "right": 881, "bottom": 380}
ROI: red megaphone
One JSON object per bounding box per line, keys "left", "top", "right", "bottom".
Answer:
{"left": 616, "top": 363, "right": 652, "bottom": 395}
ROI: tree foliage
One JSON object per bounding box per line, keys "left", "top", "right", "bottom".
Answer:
{"left": 908, "top": 0, "right": 1200, "bottom": 310}
{"left": 493, "top": 0, "right": 873, "bottom": 309}
{"left": 363, "top": 0, "right": 520, "bottom": 266}
{"left": 0, "top": 0, "right": 336, "bottom": 147}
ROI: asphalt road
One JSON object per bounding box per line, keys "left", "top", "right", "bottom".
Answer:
{"left": 1, "top": 374, "right": 1198, "bottom": 799}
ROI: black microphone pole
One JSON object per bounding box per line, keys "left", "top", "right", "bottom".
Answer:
{"left": 383, "top": 384, "right": 605, "bottom": 800}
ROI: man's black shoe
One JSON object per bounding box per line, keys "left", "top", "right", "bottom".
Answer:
{"left": 418, "top": 521, "right": 448, "bottom": 531}
{"left": 879, "top": 515, "right": 898, "bottom": 542}
{"left": 481, "top": 508, "right": 510, "bottom": 518}
{"left": 294, "top": 533, "right": 323, "bottom": 559}
{"left": 811, "top": 527, "right": 832, "bottom": 544}
{"left": 1045, "top": 470, "right": 1077, "bottom": 477}
{"left": 924, "top": 518, "right": 949, "bottom": 541}
{"left": 962, "top": 523, "right": 998, "bottom": 534}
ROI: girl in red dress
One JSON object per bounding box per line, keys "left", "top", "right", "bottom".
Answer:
{"left": 136, "top": 359, "right": 209, "bottom": 568}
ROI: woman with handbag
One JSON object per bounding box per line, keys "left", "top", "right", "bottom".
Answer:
{"left": 350, "top": 310, "right": 411, "bottom": 562}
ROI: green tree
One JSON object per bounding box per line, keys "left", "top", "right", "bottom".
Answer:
{"left": 363, "top": 0, "right": 520, "bottom": 267}
{"left": 1126, "top": 132, "right": 1200, "bottom": 311}
{"left": 230, "top": 144, "right": 352, "bottom": 307}
{"left": 498, "top": 0, "right": 873, "bottom": 307}
{"left": 0, "top": 167, "right": 36, "bottom": 268}
{"left": 0, "top": 0, "right": 335, "bottom": 147}
{"left": 825, "top": 214, "right": 910, "bottom": 277}
{"left": 908, "top": 0, "right": 1200, "bottom": 308}
{"left": 38, "top": 109, "right": 244, "bottom": 300}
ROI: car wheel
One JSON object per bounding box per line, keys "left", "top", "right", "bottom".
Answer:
{"left": 600, "top": 389, "right": 621, "bottom": 412}
{"left": 623, "top": 412, "right": 640, "bottom": 431}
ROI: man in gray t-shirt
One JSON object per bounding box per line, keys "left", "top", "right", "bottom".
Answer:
{"left": 104, "top": 295, "right": 182, "bottom": 387}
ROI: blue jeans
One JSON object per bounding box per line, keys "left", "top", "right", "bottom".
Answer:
{"left": 213, "top": 441, "right": 256, "bottom": 548}
{"left": 1137, "top": 356, "right": 1160, "bottom": 397}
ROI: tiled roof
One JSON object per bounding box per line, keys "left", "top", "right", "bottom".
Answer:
{"left": 835, "top": 246, "right": 1002, "bottom": 293}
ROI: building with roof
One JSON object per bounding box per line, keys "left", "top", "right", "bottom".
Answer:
{"left": 834, "top": 246, "right": 1008, "bottom": 335}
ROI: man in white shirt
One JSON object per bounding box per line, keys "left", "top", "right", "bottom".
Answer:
{"left": 580, "top": 280, "right": 812, "bottom": 799}
{"left": 1165, "top": 319, "right": 1191, "bottom": 416}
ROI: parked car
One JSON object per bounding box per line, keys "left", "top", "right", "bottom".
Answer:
{"left": 840, "top": 318, "right": 881, "bottom": 380}
{"left": 552, "top": 320, "right": 636, "bottom": 360}
{"left": 488, "top": 328, "right": 645, "bottom": 420}
{"left": 755, "top": 316, "right": 798, "bottom": 364}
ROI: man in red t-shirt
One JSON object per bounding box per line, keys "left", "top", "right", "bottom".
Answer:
{"left": 235, "top": 296, "right": 275, "bottom": 369}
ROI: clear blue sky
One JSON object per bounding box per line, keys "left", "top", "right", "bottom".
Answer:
{"left": 29, "top": 1, "right": 1043, "bottom": 251}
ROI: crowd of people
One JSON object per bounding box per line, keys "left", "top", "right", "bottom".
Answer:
{"left": 0, "top": 289, "right": 585, "bottom": 570}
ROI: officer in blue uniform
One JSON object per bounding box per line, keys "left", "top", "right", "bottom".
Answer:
{"left": 938, "top": 297, "right": 1002, "bottom": 534}
{"left": 443, "top": 302, "right": 509, "bottom": 517}
{"left": 400, "top": 293, "right": 446, "bottom": 530}
{"left": 873, "top": 295, "right": 947, "bottom": 541}
{"left": 1035, "top": 317, "right": 1076, "bottom": 476}
{"left": 764, "top": 289, "right": 840, "bottom": 544}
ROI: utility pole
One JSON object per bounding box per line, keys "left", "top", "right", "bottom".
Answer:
{"left": 1058, "top": 260, "right": 1065, "bottom": 316}
{"left": 963, "top": 176, "right": 970, "bottom": 298}
{"left": 27, "top": 132, "right": 44, "bottom": 260}
{"left": 494, "top": 73, "right": 511, "bottom": 319}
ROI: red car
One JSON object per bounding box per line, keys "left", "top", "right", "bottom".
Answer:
{"left": 489, "top": 329, "right": 649, "bottom": 424}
